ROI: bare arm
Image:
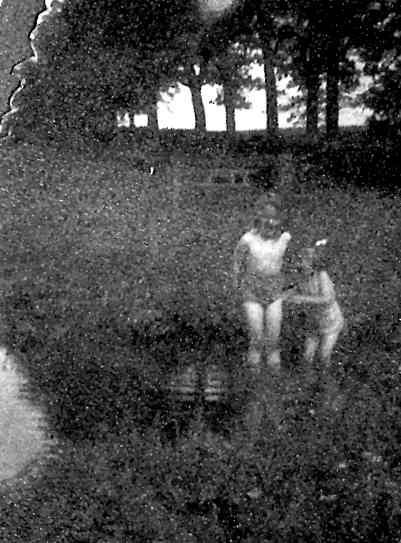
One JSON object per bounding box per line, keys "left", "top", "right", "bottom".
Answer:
{"left": 280, "top": 232, "right": 292, "bottom": 246}
{"left": 286, "top": 271, "right": 336, "bottom": 305}
{"left": 233, "top": 240, "right": 249, "bottom": 289}
{"left": 287, "top": 294, "right": 329, "bottom": 305}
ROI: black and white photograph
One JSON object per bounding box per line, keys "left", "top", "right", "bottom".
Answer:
{"left": 0, "top": 0, "right": 401, "bottom": 540}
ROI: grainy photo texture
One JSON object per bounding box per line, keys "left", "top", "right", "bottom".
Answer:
{"left": 0, "top": 0, "right": 401, "bottom": 541}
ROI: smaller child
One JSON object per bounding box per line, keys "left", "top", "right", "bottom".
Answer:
{"left": 285, "top": 240, "right": 344, "bottom": 368}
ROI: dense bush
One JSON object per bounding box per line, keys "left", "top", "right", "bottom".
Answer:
{"left": 128, "top": 128, "right": 401, "bottom": 192}
{"left": 296, "top": 136, "right": 401, "bottom": 192}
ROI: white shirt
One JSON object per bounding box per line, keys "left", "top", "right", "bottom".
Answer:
{"left": 238, "top": 230, "right": 291, "bottom": 276}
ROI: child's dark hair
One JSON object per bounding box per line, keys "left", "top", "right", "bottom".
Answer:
{"left": 252, "top": 191, "right": 283, "bottom": 231}
{"left": 252, "top": 203, "right": 282, "bottom": 233}
{"left": 255, "top": 191, "right": 282, "bottom": 212}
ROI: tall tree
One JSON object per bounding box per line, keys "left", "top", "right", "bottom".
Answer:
{"left": 319, "top": 0, "right": 372, "bottom": 139}
{"left": 146, "top": 91, "right": 160, "bottom": 133}
{"left": 207, "top": 42, "right": 257, "bottom": 135}
{"left": 286, "top": 0, "right": 377, "bottom": 139}
{"left": 218, "top": 0, "right": 292, "bottom": 134}
{"left": 326, "top": 34, "right": 340, "bottom": 139}
{"left": 303, "top": 22, "right": 323, "bottom": 135}
{"left": 280, "top": 3, "right": 327, "bottom": 135}
{"left": 189, "top": 64, "right": 207, "bottom": 131}
{"left": 247, "top": 1, "right": 283, "bottom": 132}
{"left": 358, "top": 1, "right": 401, "bottom": 127}
{"left": 161, "top": 5, "right": 253, "bottom": 133}
{"left": 0, "top": 0, "right": 239, "bottom": 137}
{"left": 163, "top": 19, "right": 208, "bottom": 132}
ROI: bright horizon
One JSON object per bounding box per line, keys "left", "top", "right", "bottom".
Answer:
{"left": 136, "top": 63, "right": 372, "bottom": 131}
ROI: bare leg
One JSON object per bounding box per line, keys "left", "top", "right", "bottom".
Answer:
{"left": 304, "top": 335, "right": 319, "bottom": 364}
{"left": 242, "top": 301, "right": 265, "bottom": 445}
{"left": 320, "top": 327, "right": 343, "bottom": 410}
{"left": 264, "top": 298, "right": 283, "bottom": 373}
{"left": 303, "top": 334, "right": 319, "bottom": 386}
{"left": 243, "top": 301, "right": 265, "bottom": 374}
{"left": 319, "top": 327, "right": 342, "bottom": 367}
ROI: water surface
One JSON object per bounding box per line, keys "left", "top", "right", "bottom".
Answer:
{"left": 0, "top": 347, "right": 52, "bottom": 482}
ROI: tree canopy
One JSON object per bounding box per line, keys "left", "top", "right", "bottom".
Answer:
{"left": 1, "top": 0, "right": 401, "bottom": 140}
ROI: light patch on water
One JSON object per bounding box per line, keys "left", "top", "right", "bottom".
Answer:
{"left": 0, "top": 346, "right": 52, "bottom": 482}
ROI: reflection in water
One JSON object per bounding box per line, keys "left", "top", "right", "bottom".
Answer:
{"left": 0, "top": 347, "right": 52, "bottom": 482}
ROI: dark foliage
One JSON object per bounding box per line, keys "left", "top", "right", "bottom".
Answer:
{"left": 63, "top": 0, "right": 195, "bottom": 50}
{"left": 2, "top": 0, "right": 204, "bottom": 141}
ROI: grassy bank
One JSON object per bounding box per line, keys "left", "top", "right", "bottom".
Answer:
{"left": 1, "top": 139, "right": 400, "bottom": 426}
{"left": 1, "top": 138, "right": 401, "bottom": 540}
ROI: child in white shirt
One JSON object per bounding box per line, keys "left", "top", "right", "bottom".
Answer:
{"left": 233, "top": 197, "right": 291, "bottom": 374}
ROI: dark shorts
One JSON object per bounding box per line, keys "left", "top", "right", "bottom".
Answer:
{"left": 241, "top": 273, "right": 284, "bottom": 306}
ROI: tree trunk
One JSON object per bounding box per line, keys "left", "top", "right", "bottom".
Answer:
{"left": 188, "top": 67, "right": 206, "bottom": 133}
{"left": 306, "top": 70, "right": 319, "bottom": 136}
{"left": 261, "top": 40, "right": 278, "bottom": 133}
{"left": 0, "top": 0, "right": 43, "bottom": 118}
{"left": 223, "top": 82, "right": 235, "bottom": 135}
{"left": 326, "top": 39, "right": 340, "bottom": 140}
{"left": 147, "top": 91, "right": 159, "bottom": 132}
